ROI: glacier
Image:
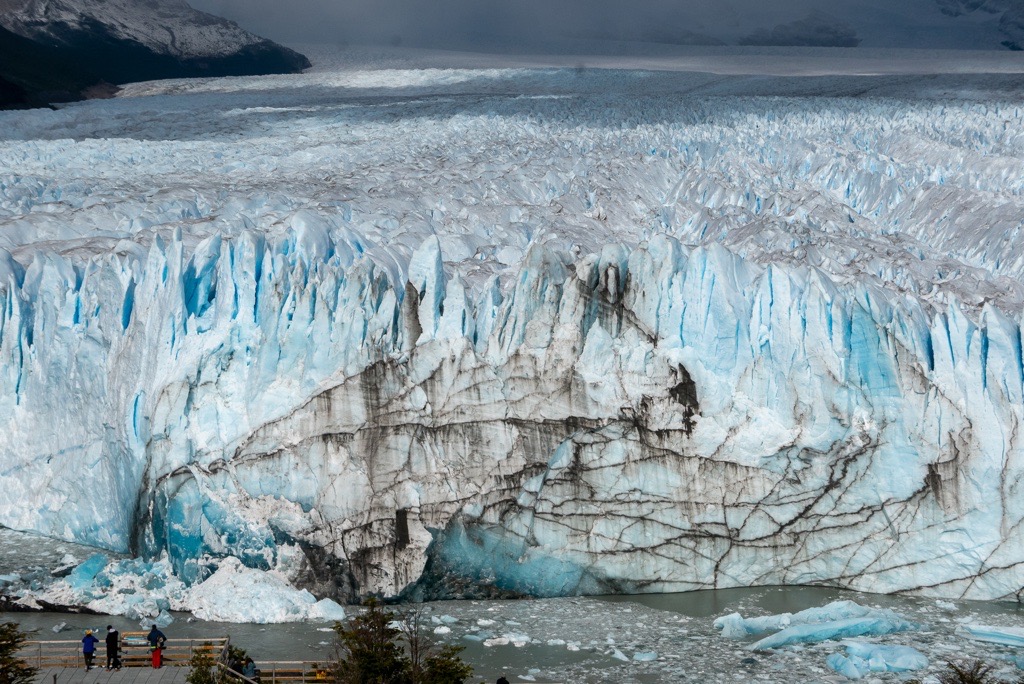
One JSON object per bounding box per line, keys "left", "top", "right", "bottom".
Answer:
{"left": 2, "top": 47, "right": 1024, "bottom": 606}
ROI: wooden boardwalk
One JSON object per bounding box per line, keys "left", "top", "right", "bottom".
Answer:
{"left": 35, "top": 667, "right": 189, "bottom": 684}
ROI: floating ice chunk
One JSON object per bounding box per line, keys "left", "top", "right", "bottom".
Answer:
{"left": 610, "top": 648, "right": 629, "bottom": 661}
{"left": 750, "top": 613, "right": 916, "bottom": 651}
{"left": 960, "top": 624, "right": 1024, "bottom": 647}
{"left": 547, "top": 639, "right": 566, "bottom": 646}
{"left": 152, "top": 610, "right": 174, "bottom": 628}
{"left": 714, "top": 611, "right": 791, "bottom": 638}
{"left": 827, "top": 642, "right": 928, "bottom": 678}
{"left": 844, "top": 642, "right": 927, "bottom": 671}
{"left": 935, "top": 600, "right": 956, "bottom": 611}
{"left": 507, "top": 633, "right": 530, "bottom": 647}
{"left": 310, "top": 598, "right": 347, "bottom": 622}
{"left": 484, "top": 637, "right": 510, "bottom": 647}
{"left": 477, "top": 619, "right": 496, "bottom": 626}
{"left": 827, "top": 653, "right": 866, "bottom": 679}
{"left": 434, "top": 626, "right": 451, "bottom": 635}
{"left": 439, "top": 615, "right": 458, "bottom": 624}
{"left": 633, "top": 651, "right": 658, "bottom": 662}
{"left": 52, "top": 622, "right": 67, "bottom": 633}
{"left": 716, "top": 601, "right": 891, "bottom": 639}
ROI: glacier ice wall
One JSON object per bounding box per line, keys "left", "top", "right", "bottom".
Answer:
{"left": 2, "top": 61, "right": 1024, "bottom": 603}
{"left": 2, "top": 226, "right": 1022, "bottom": 601}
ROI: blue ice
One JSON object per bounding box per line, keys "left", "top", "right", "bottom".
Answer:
{"left": 827, "top": 642, "right": 928, "bottom": 679}
{"left": 717, "top": 600, "right": 916, "bottom": 644}
{"left": 961, "top": 624, "right": 1024, "bottom": 647}
{"left": 67, "top": 554, "right": 109, "bottom": 590}
{"left": 750, "top": 613, "right": 917, "bottom": 651}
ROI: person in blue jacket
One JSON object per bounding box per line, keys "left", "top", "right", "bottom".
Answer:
{"left": 147, "top": 624, "right": 167, "bottom": 668}
{"left": 81, "top": 629, "right": 99, "bottom": 670}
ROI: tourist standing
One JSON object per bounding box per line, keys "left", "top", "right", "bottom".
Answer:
{"left": 147, "top": 624, "right": 167, "bottom": 668}
{"left": 81, "top": 630, "right": 99, "bottom": 671}
{"left": 105, "top": 625, "right": 121, "bottom": 670}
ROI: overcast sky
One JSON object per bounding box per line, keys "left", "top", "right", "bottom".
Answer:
{"left": 188, "top": 0, "right": 1015, "bottom": 51}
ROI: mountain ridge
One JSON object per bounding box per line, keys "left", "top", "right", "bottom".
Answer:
{"left": 0, "top": 0, "right": 309, "bottom": 107}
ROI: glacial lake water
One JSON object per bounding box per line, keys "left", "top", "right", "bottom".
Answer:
{"left": 5, "top": 585, "right": 1024, "bottom": 683}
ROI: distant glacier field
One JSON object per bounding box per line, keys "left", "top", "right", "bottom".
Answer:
{"left": 3, "top": 45, "right": 1024, "bottom": 632}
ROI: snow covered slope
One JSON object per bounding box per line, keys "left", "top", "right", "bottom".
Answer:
{"left": 2, "top": 48, "right": 1024, "bottom": 603}
{"left": 0, "top": 0, "right": 308, "bottom": 105}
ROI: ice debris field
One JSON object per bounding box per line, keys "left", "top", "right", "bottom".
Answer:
{"left": 7, "top": 559, "right": 1024, "bottom": 684}
{"left": 4, "top": 44, "right": 1024, "bottom": 673}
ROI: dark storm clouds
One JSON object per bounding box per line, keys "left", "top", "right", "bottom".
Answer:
{"left": 190, "top": 0, "right": 841, "bottom": 45}
{"left": 188, "top": 0, "right": 1019, "bottom": 50}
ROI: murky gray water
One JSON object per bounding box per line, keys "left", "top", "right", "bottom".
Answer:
{"left": 4, "top": 528, "right": 1024, "bottom": 682}
{"left": 6, "top": 586, "right": 1024, "bottom": 683}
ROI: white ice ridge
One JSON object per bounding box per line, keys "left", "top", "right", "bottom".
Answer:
{"left": 2, "top": 57, "right": 1024, "bottom": 603}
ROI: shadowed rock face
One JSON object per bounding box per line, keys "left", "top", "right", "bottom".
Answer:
{"left": 0, "top": 0, "right": 308, "bottom": 106}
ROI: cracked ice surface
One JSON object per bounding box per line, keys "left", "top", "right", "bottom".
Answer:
{"left": 2, "top": 47, "right": 1024, "bottom": 603}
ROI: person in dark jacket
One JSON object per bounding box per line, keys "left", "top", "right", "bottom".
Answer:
{"left": 496, "top": 677, "right": 510, "bottom": 684}
{"left": 147, "top": 624, "right": 167, "bottom": 668}
{"left": 81, "top": 630, "right": 99, "bottom": 670}
{"left": 105, "top": 625, "right": 121, "bottom": 670}
{"left": 242, "top": 657, "right": 258, "bottom": 680}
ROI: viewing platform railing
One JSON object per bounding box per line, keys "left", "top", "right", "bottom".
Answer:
{"left": 20, "top": 636, "right": 229, "bottom": 669}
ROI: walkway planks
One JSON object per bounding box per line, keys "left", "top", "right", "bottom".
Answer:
{"left": 35, "top": 667, "right": 189, "bottom": 684}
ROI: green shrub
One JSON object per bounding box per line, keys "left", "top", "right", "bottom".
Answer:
{"left": 186, "top": 642, "right": 219, "bottom": 684}
{"left": 330, "top": 600, "right": 473, "bottom": 684}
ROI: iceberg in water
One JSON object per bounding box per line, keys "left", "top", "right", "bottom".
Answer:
{"left": 744, "top": 603, "right": 917, "bottom": 651}
{"left": 716, "top": 600, "right": 888, "bottom": 638}
{"left": 826, "top": 642, "right": 928, "bottom": 679}
{"left": 959, "top": 624, "right": 1024, "bottom": 647}
{"left": 716, "top": 597, "right": 917, "bottom": 647}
